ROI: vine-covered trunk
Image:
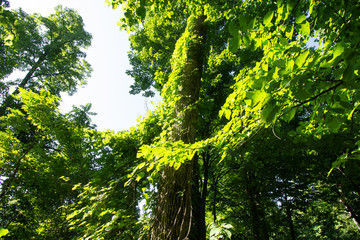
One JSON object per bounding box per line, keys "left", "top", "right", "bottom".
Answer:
{"left": 151, "top": 15, "right": 207, "bottom": 240}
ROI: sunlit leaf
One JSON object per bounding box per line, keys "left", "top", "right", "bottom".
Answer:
{"left": 0, "top": 228, "right": 9, "bottom": 237}
{"left": 300, "top": 21, "right": 310, "bottom": 36}
{"left": 263, "top": 10, "right": 274, "bottom": 26}
{"left": 333, "top": 42, "right": 345, "bottom": 59}
{"left": 295, "top": 50, "right": 310, "bottom": 67}
{"left": 295, "top": 14, "right": 306, "bottom": 24}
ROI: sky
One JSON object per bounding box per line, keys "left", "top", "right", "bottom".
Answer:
{"left": 9, "top": 0, "right": 158, "bottom": 131}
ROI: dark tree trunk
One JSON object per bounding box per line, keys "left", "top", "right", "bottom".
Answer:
{"left": 245, "top": 172, "right": 269, "bottom": 240}
{"left": 212, "top": 176, "right": 218, "bottom": 223}
{"left": 285, "top": 203, "right": 296, "bottom": 240}
{"left": 150, "top": 14, "right": 207, "bottom": 240}
{"left": 247, "top": 186, "right": 262, "bottom": 240}
{"left": 201, "top": 152, "right": 209, "bottom": 227}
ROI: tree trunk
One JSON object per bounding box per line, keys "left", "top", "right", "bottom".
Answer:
{"left": 285, "top": 203, "right": 296, "bottom": 240}
{"left": 0, "top": 52, "right": 47, "bottom": 116}
{"left": 151, "top": 14, "right": 207, "bottom": 240}
{"left": 212, "top": 176, "right": 218, "bottom": 223}
{"left": 245, "top": 172, "right": 269, "bottom": 240}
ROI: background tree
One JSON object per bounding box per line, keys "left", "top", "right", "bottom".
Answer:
{"left": 0, "top": 4, "right": 93, "bottom": 239}
{"left": 0, "top": 89, "right": 97, "bottom": 239}
{"left": 126, "top": 6, "right": 186, "bottom": 97}
{"left": 0, "top": 5, "right": 92, "bottom": 116}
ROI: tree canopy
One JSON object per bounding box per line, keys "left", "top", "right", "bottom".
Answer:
{"left": 1, "top": 0, "right": 360, "bottom": 239}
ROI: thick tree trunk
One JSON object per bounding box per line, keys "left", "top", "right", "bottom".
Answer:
{"left": 151, "top": 15, "right": 207, "bottom": 240}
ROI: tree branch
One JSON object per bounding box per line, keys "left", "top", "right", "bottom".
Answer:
{"left": 0, "top": 52, "right": 48, "bottom": 116}
{"left": 293, "top": 81, "right": 343, "bottom": 108}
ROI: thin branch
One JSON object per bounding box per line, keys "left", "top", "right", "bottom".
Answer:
{"left": 322, "top": 0, "right": 352, "bottom": 32}
{"left": 293, "top": 81, "right": 343, "bottom": 108}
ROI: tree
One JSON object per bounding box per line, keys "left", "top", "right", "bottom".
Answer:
{"left": 3, "top": 0, "right": 360, "bottom": 238}
{"left": 0, "top": 5, "right": 92, "bottom": 116}
{"left": 126, "top": 6, "right": 186, "bottom": 97}
{"left": 0, "top": 89, "right": 98, "bottom": 239}
{"left": 0, "top": 5, "right": 93, "bottom": 239}
{"left": 109, "top": 0, "right": 360, "bottom": 239}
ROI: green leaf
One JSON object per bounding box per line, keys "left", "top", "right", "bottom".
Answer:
{"left": 326, "top": 117, "right": 342, "bottom": 133}
{"left": 136, "top": 172, "right": 145, "bottom": 181}
{"left": 251, "top": 90, "right": 269, "bottom": 106}
{"left": 229, "top": 33, "right": 241, "bottom": 53}
{"left": 295, "top": 51, "right": 310, "bottom": 67}
{"left": 228, "top": 21, "right": 238, "bottom": 36}
{"left": 343, "top": 65, "right": 355, "bottom": 82}
{"left": 286, "top": 59, "right": 294, "bottom": 72}
{"left": 333, "top": 43, "right": 345, "bottom": 58}
{"left": 294, "top": 89, "right": 311, "bottom": 101}
{"left": 224, "top": 229, "right": 232, "bottom": 238}
{"left": 224, "top": 109, "right": 232, "bottom": 120}
{"left": 0, "top": 228, "right": 9, "bottom": 237}
{"left": 295, "top": 14, "right": 306, "bottom": 24}
{"left": 242, "top": 34, "right": 251, "bottom": 47}
{"left": 263, "top": 10, "right": 274, "bottom": 26}
{"left": 4, "top": 34, "right": 14, "bottom": 46}
{"left": 286, "top": 24, "right": 294, "bottom": 39}
{"left": 348, "top": 102, "right": 359, "bottom": 120}
{"left": 282, "top": 107, "right": 297, "bottom": 122}
{"left": 222, "top": 223, "right": 233, "bottom": 229}
{"left": 328, "top": 153, "right": 348, "bottom": 176}
{"left": 300, "top": 21, "right": 310, "bottom": 36}
{"left": 238, "top": 15, "right": 249, "bottom": 31}
{"left": 248, "top": 18, "right": 256, "bottom": 30}
{"left": 210, "top": 228, "right": 221, "bottom": 237}
{"left": 261, "top": 103, "right": 280, "bottom": 124}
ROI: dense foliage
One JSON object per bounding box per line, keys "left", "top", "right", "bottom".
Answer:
{"left": 1, "top": 0, "right": 360, "bottom": 239}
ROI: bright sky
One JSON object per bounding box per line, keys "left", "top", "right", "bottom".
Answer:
{"left": 9, "top": 0, "right": 157, "bottom": 131}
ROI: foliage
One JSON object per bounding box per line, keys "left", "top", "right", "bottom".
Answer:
{"left": 208, "top": 222, "right": 232, "bottom": 240}
{"left": 0, "top": 88, "right": 98, "bottom": 239}
{"left": 0, "top": 4, "right": 94, "bottom": 239}
{"left": 109, "top": 0, "right": 360, "bottom": 238}
{"left": 2, "top": 0, "right": 360, "bottom": 239}
{"left": 0, "top": 5, "right": 92, "bottom": 116}
{"left": 126, "top": 5, "right": 186, "bottom": 96}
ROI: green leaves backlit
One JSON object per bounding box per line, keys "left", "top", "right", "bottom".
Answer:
{"left": 263, "top": 10, "right": 274, "bottom": 26}
{"left": 0, "top": 228, "right": 9, "bottom": 237}
{"left": 299, "top": 21, "right": 310, "bottom": 36}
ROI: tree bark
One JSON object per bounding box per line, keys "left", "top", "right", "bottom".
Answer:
{"left": 151, "top": 14, "right": 207, "bottom": 240}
